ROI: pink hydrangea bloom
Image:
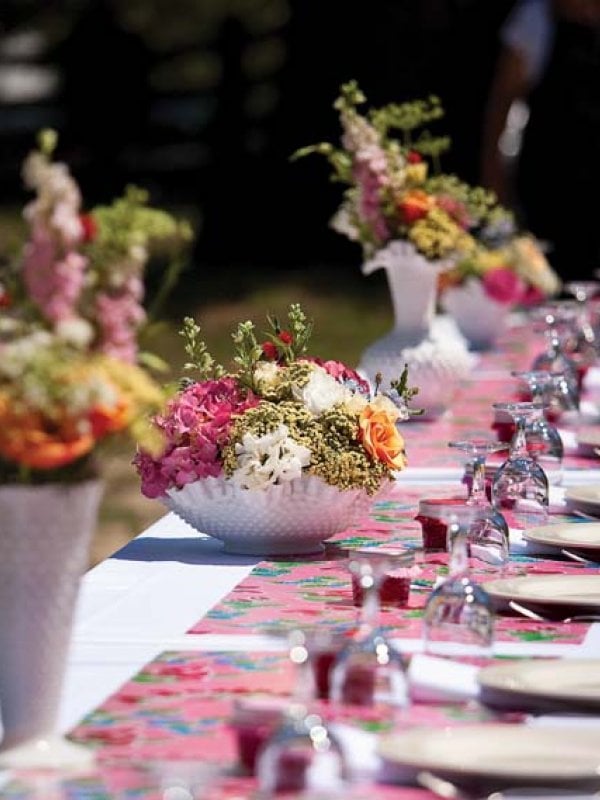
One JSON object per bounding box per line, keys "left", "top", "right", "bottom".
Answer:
{"left": 134, "top": 377, "right": 259, "bottom": 498}
{"left": 482, "top": 267, "right": 526, "bottom": 305}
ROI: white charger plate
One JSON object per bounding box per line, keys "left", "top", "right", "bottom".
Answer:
{"left": 576, "top": 429, "right": 600, "bottom": 455}
{"left": 482, "top": 574, "right": 600, "bottom": 611}
{"left": 566, "top": 485, "right": 600, "bottom": 515}
{"left": 524, "top": 522, "right": 600, "bottom": 552}
{"left": 378, "top": 724, "right": 600, "bottom": 783}
{"left": 478, "top": 659, "right": 600, "bottom": 710}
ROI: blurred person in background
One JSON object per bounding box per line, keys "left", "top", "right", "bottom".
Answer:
{"left": 482, "top": 0, "right": 600, "bottom": 279}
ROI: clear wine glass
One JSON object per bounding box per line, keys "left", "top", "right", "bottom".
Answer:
{"left": 422, "top": 514, "right": 495, "bottom": 660}
{"left": 510, "top": 370, "right": 564, "bottom": 481}
{"left": 531, "top": 303, "right": 580, "bottom": 405}
{"left": 329, "top": 550, "right": 410, "bottom": 722}
{"left": 257, "top": 629, "right": 346, "bottom": 797}
{"left": 448, "top": 439, "right": 510, "bottom": 569}
{"left": 564, "top": 280, "right": 600, "bottom": 358}
{"left": 492, "top": 401, "right": 550, "bottom": 529}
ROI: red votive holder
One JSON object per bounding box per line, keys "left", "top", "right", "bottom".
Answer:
{"left": 492, "top": 407, "right": 515, "bottom": 443}
{"left": 351, "top": 569, "right": 414, "bottom": 608}
{"left": 230, "top": 696, "right": 287, "bottom": 775}
{"left": 415, "top": 497, "right": 467, "bottom": 552}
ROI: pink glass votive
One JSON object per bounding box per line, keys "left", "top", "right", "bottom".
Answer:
{"left": 230, "top": 696, "right": 287, "bottom": 775}
{"left": 415, "top": 497, "right": 467, "bottom": 552}
{"left": 338, "top": 661, "right": 376, "bottom": 706}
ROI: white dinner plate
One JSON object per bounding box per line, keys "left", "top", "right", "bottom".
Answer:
{"left": 482, "top": 574, "right": 600, "bottom": 611}
{"left": 478, "top": 659, "right": 600, "bottom": 710}
{"left": 566, "top": 485, "right": 600, "bottom": 515}
{"left": 378, "top": 724, "right": 600, "bottom": 784}
{"left": 524, "top": 522, "right": 600, "bottom": 552}
{"left": 577, "top": 431, "right": 600, "bottom": 456}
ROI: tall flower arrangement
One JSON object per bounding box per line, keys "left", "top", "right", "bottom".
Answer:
{"left": 0, "top": 131, "right": 192, "bottom": 482}
{"left": 294, "top": 81, "right": 559, "bottom": 304}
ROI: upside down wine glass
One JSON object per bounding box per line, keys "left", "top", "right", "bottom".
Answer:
{"left": 564, "top": 280, "right": 600, "bottom": 360}
{"left": 511, "top": 370, "right": 564, "bottom": 481}
{"left": 422, "top": 514, "right": 495, "bottom": 660}
{"left": 448, "top": 439, "right": 510, "bottom": 569}
{"left": 531, "top": 303, "right": 580, "bottom": 403}
{"left": 492, "top": 402, "right": 549, "bottom": 529}
{"left": 329, "top": 550, "right": 409, "bottom": 723}
{"left": 257, "top": 629, "right": 346, "bottom": 797}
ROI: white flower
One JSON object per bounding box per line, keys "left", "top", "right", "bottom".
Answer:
{"left": 232, "top": 424, "right": 311, "bottom": 490}
{"left": 293, "top": 365, "right": 350, "bottom": 416}
{"left": 0, "top": 330, "right": 54, "bottom": 379}
{"left": 253, "top": 361, "right": 280, "bottom": 388}
{"left": 330, "top": 203, "right": 360, "bottom": 241}
{"left": 55, "top": 318, "right": 94, "bottom": 349}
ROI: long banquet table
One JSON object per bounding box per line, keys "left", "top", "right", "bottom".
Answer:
{"left": 4, "top": 316, "right": 600, "bottom": 798}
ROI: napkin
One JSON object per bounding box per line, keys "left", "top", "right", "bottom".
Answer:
{"left": 408, "top": 653, "right": 479, "bottom": 704}
{"left": 509, "top": 528, "right": 562, "bottom": 557}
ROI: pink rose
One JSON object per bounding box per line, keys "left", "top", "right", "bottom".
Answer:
{"left": 482, "top": 268, "right": 525, "bottom": 305}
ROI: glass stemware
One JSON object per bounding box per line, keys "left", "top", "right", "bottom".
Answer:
{"left": 530, "top": 303, "right": 580, "bottom": 403}
{"left": 491, "top": 402, "right": 549, "bottom": 529}
{"left": 564, "top": 280, "right": 600, "bottom": 359}
{"left": 257, "top": 629, "right": 346, "bottom": 797}
{"left": 510, "top": 371, "right": 564, "bottom": 480}
{"left": 329, "top": 550, "right": 409, "bottom": 721}
{"left": 422, "top": 515, "right": 495, "bottom": 660}
{"left": 448, "top": 439, "right": 510, "bottom": 568}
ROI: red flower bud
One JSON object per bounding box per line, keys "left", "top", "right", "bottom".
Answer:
{"left": 0, "top": 284, "right": 11, "bottom": 308}
{"left": 262, "top": 341, "right": 278, "bottom": 360}
{"left": 80, "top": 213, "right": 98, "bottom": 243}
{"left": 407, "top": 151, "right": 423, "bottom": 164}
{"left": 278, "top": 330, "right": 293, "bottom": 345}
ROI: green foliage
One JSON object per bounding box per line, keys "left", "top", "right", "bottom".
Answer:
{"left": 179, "top": 316, "right": 225, "bottom": 381}
{"left": 370, "top": 96, "right": 444, "bottom": 143}
{"left": 231, "top": 320, "right": 262, "bottom": 390}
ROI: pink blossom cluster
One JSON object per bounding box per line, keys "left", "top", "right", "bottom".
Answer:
{"left": 22, "top": 225, "right": 87, "bottom": 323}
{"left": 134, "top": 377, "right": 259, "bottom": 498}
{"left": 435, "top": 194, "right": 472, "bottom": 230}
{"left": 353, "top": 157, "right": 390, "bottom": 243}
{"left": 21, "top": 151, "right": 88, "bottom": 324}
{"left": 341, "top": 112, "right": 391, "bottom": 243}
{"left": 95, "top": 276, "right": 146, "bottom": 363}
{"left": 482, "top": 267, "right": 543, "bottom": 306}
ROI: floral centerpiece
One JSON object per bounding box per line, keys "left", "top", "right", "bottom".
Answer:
{"left": 0, "top": 131, "right": 192, "bottom": 769}
{"left": 0, "top": 131, "right": 192, "bottom": 480}
{"left": 294, "top": 82, "right": 509, "bottom": 413}
{"left": 438, "top": 233, "right": 560, "bottom": 349}
{"left": 135, "top": 304, "right": 419, "bottom": 555}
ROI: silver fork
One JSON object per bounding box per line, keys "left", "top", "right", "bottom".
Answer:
{"left": 509, "top": 599, "right": 600, "bottom": 623}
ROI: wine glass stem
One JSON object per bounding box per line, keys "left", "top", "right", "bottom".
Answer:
{"left": 449, "top": 528, "right": 469, "bottom": 577}
{"left": 470, "top": 455, "right": 486, "bottom": 505}
{"left": 359, "top": 578, "right": 381, "bottom": 636}
{"left": 511, "top": 415, "right": 528, "bottom": 458}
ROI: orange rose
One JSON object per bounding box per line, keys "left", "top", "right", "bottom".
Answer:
{"left": 358, "top": 405, "right": 407, "bottom": 471}
{"left": 397, "top": 189, "right": 434, "bottom": 225}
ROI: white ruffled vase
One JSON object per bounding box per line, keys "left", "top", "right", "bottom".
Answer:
{"left": 441, "top": 278, "right": 509, "bottom": 351}
{"left": 357, "top": 241, "right": 473, "bottom": 419}
{"left": 0, "top": 480, "right": 103, "bottom": 770}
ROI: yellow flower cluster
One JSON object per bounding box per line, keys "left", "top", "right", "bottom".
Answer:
{"left": 408, "top": 207, "right": 473, "bottom": 261}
